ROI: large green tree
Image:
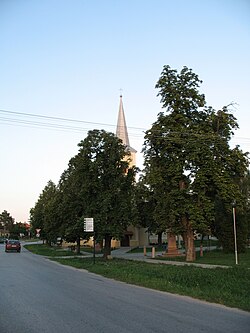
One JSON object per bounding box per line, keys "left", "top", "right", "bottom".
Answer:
{"left": 30, "top": 180, "right": 61, "bottom": 244}
{"left": 60, "top": 129, "right": 137, "bottom": 258}
{"left": 143, "top": 65, "right": 249, "bottom": 261}
{"left": 57, "top": 162, "right": 90, "bottom": 254}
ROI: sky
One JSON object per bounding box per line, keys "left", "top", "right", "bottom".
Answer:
{"left": 0, "top": 0, "right": 249, "bottom": 222}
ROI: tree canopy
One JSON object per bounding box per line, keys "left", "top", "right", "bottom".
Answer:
{"left": 30, "top": 130, "right": 137, "bottom": 257}
{"left": 29, "top": 65, "right": 249, "bottom": 261}
{"left": 0, "top": 210, "right": 14, "bottom": 236}
{"left": 64, "top": 130, "right": 137, "bottom": 257}
{"left": 30, "top": 180, "right": 61, "bottom": 244}
{"left": 142, "top": 65, "right": 249, "bottom": 260}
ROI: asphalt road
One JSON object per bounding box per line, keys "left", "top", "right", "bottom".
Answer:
{"left": 0, "top": 243, "right": 249, "bottom": 333}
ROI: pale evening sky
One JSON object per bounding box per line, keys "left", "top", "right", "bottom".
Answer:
{"left": 0, "top": 0, "right": 249, "bottom": 222}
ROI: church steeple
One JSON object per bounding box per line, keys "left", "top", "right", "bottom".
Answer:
{"left": 116, "top": 94, "right": 137, "bottom": 170}
{"left": 116, "top": 95, "right": 130, "bottom": 147}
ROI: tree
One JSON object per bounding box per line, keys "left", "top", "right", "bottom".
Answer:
{"left": 8, "top": 222, "right": 27, "bottom": 239}
{"left": 30, "top": 180, "right": 61, "bottom": 245}
{"left": 42, "top": 181, "right": 62, "bottom": 245}
{"left": 0, "top": 210, "right": 14, "bottom": 236}
{"left": 58, "top": 166, "right": 90, "bottom": 254}
{"left": 212, "top": 170, "right": 250, "bottom": 252}
{"left": 241, "top": 171, "right": 250, "bottom": 245}
{"left": 143, "top": 65, "right": 249, "bottom": 261}
{"left": 60, "top": 129, "right": 137, "bottom": 258}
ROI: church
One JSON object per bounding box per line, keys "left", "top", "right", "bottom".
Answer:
{"left": 113, "top": 95, "right": 149, "bottom": 248}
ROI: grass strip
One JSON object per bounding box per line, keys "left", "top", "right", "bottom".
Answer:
{"left": 154, "top": 249, "right": 250, "bottom": 267}
{"left": 24, "top": 244, "right": 83, "bottom": 257}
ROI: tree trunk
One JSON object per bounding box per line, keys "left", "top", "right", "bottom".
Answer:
{"left": 179, "top": 179, "right": 196, "bottom": 262}
{"left": 76, "top": 236, "right": 81, "bottom": 255}
{"left": 185, "top": 227, "right": 196, "bottom": 261}
{"left": 103, "top": 234, "right": 112, "bottom": 259}
{"left": 200, "top": 234, "right": 204, "bottom": 257}
{"left": 99, "top": 239, "right": 104, "bottom": 250}
{"left": 182, "top": 232, "right": 188, "bottom": 252}
{"left": 181, "top": 215, "right": 196, "bottom": 261}
{"left": 157, "top": 232, "right": 163, "bottom": 248}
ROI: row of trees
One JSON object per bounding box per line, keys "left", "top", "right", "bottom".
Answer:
{"left": 30, "top": 130, "right": 137, "bottom": 258}
{"left": 30, "top": 65, "right": 250, "bottom": 261}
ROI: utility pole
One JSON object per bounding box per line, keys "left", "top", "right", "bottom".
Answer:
{"left": 232, "top": 201, "right": 238, "bottom": 265}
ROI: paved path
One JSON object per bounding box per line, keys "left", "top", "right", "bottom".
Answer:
{"left": 26, "top": 242, "right": 229, "bottom": 269}
{"left": 110, "top": 246, "right": 230, "bottom": 269}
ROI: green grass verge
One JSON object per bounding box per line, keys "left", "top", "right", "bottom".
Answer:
{"left": 194, "top": 249, "right": 250, "bottom": 267}
{"left": 24, "top": 244, "right": 84, "bottom": 257}
{"left": 25, "top": 244, "right": 250, "bottom": 311}
{"left": 154, "top": 249, "right": 250, "bottom": 268}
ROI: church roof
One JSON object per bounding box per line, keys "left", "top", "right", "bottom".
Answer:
{"left": 116, "top": 95, "right": 137, "bottom": 153}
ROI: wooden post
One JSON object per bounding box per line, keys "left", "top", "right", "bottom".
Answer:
{"left": 200, "top": 244, "right": 203, "bottom": 257}
{"left": 152, "top": 247, "right": 155, "bottom": 258}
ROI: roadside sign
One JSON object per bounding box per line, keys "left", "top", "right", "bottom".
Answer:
{"left": 84, "top": 218, "right": 95, "bottom": 264}
{"left": 36, "top": 229, "right": 41, "bottom": 237}
{"left": 84, "top": 218, "right": 94, "bottom": 232}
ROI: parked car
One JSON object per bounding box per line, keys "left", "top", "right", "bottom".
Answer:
{"left": 5, "top": 240, "right": 21, "bottom": 253}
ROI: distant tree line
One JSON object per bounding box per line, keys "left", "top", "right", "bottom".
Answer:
{"left": 0, "top": 210, "right": 29, "bottom": 239}
{"left": 29, "top": 65, "right": 250, "bottom": 261}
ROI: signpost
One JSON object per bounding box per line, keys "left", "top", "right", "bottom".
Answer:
{"left": 84, "top": 218, "right": 95, "bottom": 263}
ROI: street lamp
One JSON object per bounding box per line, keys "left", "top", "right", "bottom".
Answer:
{"left": 232, "top": 201, "right": 238, "bottom": 265}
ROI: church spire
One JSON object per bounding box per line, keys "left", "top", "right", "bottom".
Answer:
{"left": 116, "top": 94, "right": 130, "bottom": 147}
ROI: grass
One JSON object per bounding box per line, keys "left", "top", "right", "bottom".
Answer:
{"left": 24, "top": 244, "right": 250, "bottom": 312}
{"left": 195, "top": 249, "right": 250, "bottom": 267}
{"left": 24, "top": 244, "right": 84, "bottom": 257}
{"left": 154, "top": 249, "right": 250, "bottom": 268}
{"left": 194, "top": 239, "right": 219, "bottom": 247}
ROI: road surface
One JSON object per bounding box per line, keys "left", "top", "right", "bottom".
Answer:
{"left": 0, "top": 243, "right": 249, "bottom": 333}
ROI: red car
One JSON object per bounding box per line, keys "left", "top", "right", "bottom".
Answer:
{"left": 5, "top": 240, "right": 21, "bottom": 253}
